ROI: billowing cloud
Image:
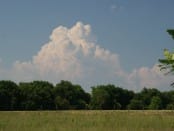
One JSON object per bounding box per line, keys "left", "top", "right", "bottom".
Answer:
{"left": 125, "top": 64, "right": 173, "bottom": 91}
{"left": 0, "top": 22, "right": 173, "bottom": 91}
{"left": 2, "top": 22, "right": 121, "bottom": 84}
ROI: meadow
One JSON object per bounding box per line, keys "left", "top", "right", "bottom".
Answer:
{"left": 0, "top": 110, "right": 174, "bottom": 131}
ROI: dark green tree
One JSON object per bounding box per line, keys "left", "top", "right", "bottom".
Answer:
{"left": 19, "top": 81, "right": 54, "bottom": 110}
{"left": 90, "top": 85, "right": 134, "bottom": 109}
{"left": 19, "top": 82, "right": 36, "bottom": 110}
{"left": 161, "top": 91, "right": 174, "bottom": 109}
{"left": 127, "top": 99, "right": 144, "bottom": 110}
{"left": 148, "top": 96, "right": 162, "bottom": 110}
{"left": 2, "top": 79, "right": 174, "bottom": 110}
{"left": 0, "top": 80, "right": 20, "bottom": 110}
{"left": 31, "top": 81, "right": 54, "bottom": 110}
{"left": 139, "top": 88, "right": 161, "bottom": 109}
{"left": 90, "top": 86, "right": 111, "bottom": 109}
{"left": 54, "top": 96, "right": 70, "bottom": 110}
{"left": 53, "top": 80, "right": 90, "bottom": 109}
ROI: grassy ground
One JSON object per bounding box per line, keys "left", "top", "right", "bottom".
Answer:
{"left": 0, "top": 110, "right": 174, "bottom": 131}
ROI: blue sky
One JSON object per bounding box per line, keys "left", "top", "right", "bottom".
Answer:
{"left": 0, "top": 0, "right": 174, "bottom": 91}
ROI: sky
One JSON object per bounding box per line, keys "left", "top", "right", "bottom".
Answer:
{"left": 0, "top": 0, "right": 174, "bottom": 91}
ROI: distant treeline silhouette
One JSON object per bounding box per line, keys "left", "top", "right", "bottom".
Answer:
{"left": 0, "top": 80, "right": 174, "bottom": 110}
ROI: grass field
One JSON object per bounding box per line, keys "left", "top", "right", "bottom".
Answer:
{"left": 0, "top": 110, "right": 174, "bottom": 131}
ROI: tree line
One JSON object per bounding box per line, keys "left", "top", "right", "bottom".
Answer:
{"left": 1, "top": 80, "right": 174, "bottom": 110}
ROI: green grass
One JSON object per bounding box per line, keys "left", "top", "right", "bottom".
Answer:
{"left": 0, "top": 110, "right": 174, "bottom": 131}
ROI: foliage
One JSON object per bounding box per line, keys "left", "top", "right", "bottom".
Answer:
{"left": 148, "top": 96, "right": 162, "bottom": 110}
{"left": 167, "top": 29, "right": 174, "bottom": 39}
{"left": 90, "top": 85, "right": 111, "bottom": 109}
{"left": 127, "top": 99, "right": 144, "bottom": 110}
{"left": 0, "top": 80, "right": 174, "bottom": 110}
{"left": 53, "top": 80, "right": 90, "bottom": 110}
{"left": 0, "top": 80, "right": 20, "bottom": 110}
{"left": 90, "top": 85, "right": 134, "bottom": 109}
{"left": 159, "top": 29, "right": 174, "bottom": 86}
{"left": 19, "top": 81, "right": 54, "bottom": 110}
{"left": 139, "top": 88, "right": 162, "bottom": 109}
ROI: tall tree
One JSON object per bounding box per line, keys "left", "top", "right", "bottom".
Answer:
{"left": 139, "top": 88, "right": 161, "bottom": 109}
{"left": 148, "top": 96, "right": 162, "bottom": 110}
{"left": 19, "top": 81, "right": 54, "bottom": 110}
{"left": 0, "top": 80, "right": 20, "bottom": 110}
{"left": 53, "top": 80, "right": 90, "bottom": 109}
{"left": 127, "top": 99, "right": 144, "bottom": 110}
{"left": 90, "top": 85, "right": 111, "bottom": 109}
{"left": 90, "top": 85, "right": 134, "bottom": 109}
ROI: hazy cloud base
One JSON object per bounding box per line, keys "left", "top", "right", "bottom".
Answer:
{"left": 0, "top": 22, "right": 173, "bottom": 91}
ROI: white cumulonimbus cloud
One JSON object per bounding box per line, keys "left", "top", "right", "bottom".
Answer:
{"left": 0, "top": 21, "right": 173, "bottom": 91}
